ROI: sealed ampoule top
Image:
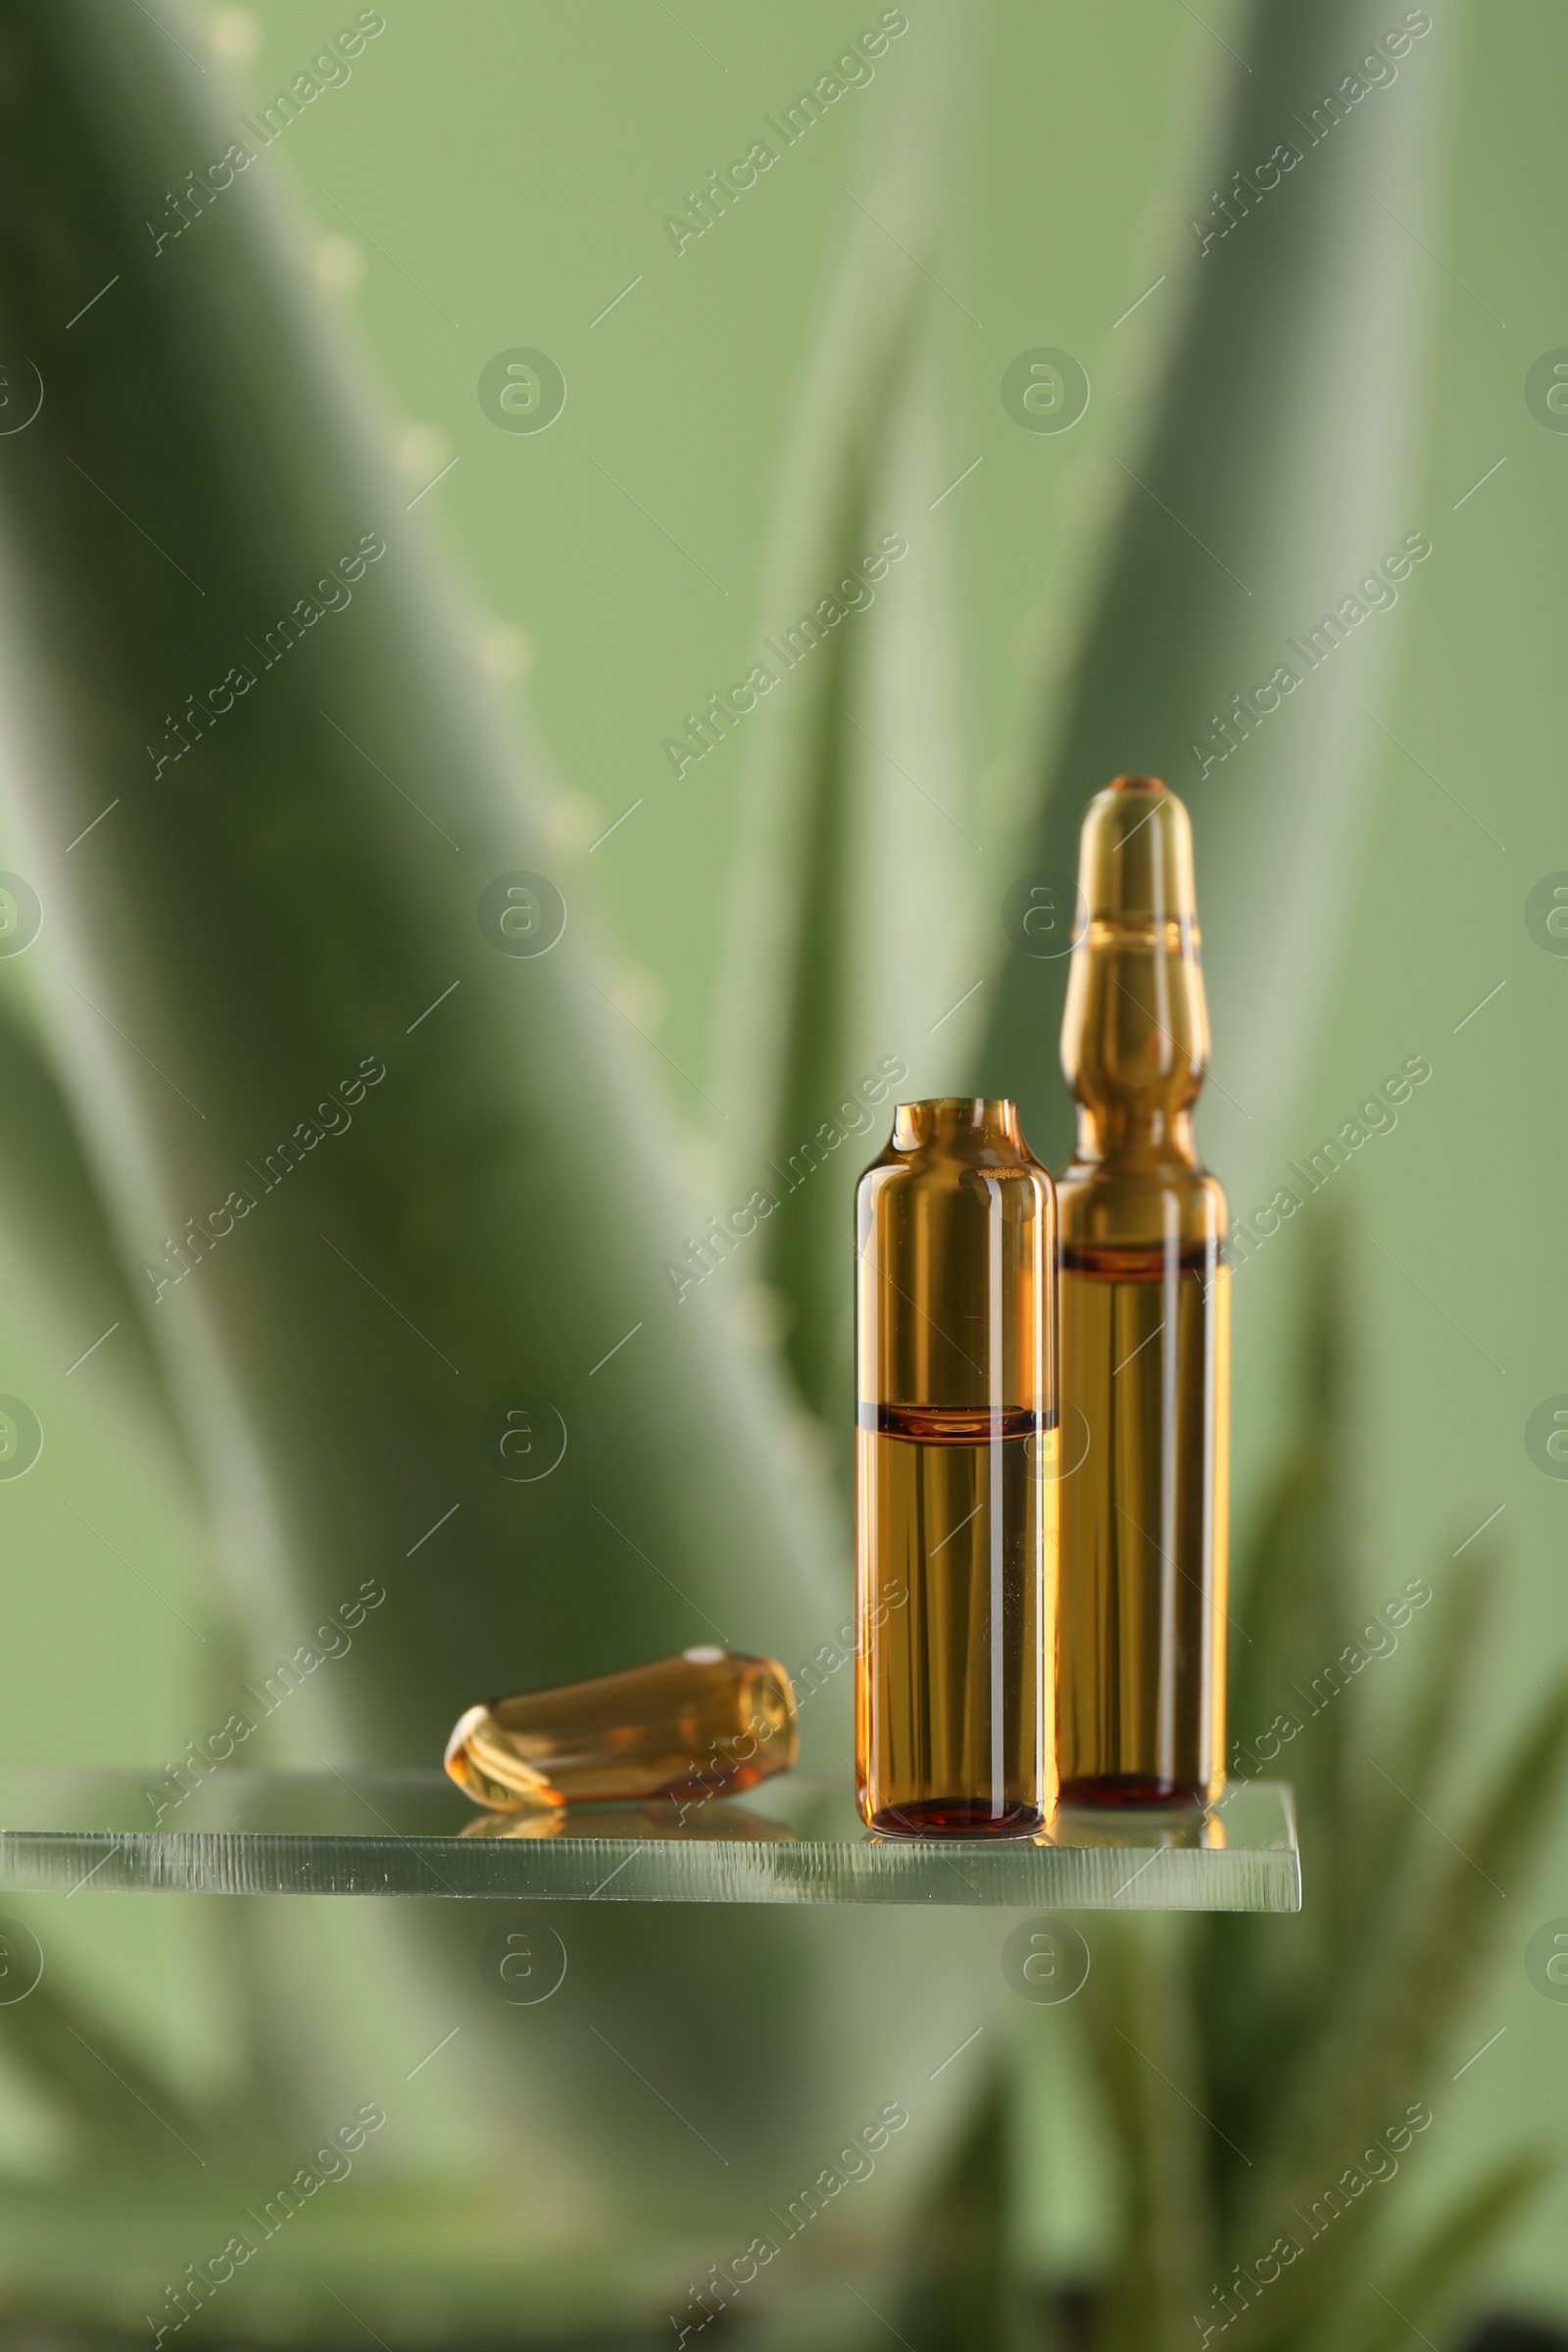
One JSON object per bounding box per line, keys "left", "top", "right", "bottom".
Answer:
{"left": 1055, "top": 778, "right": 1230, "bottom": 1806}
{"left": 855, "top": 1099, "right": 1056, "bottom": 1838}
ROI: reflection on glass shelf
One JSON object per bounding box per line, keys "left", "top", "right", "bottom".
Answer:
{"left": 460, "top": 1801, "right": 798, "bottom": 1844}
{"left": 1047, "top": 1798, "right": 1226, "bottom": 1851}
{"left": 0, "top": 1770, "right": 1298, "bottom": 1909}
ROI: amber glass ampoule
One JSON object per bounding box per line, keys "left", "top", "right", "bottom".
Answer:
{"left": 1056, "top": 777, "right": 1229, "bottom": 1806}
{"left": 445, "top": 1647, "right": 797, "bottom": 1812}
{"left": 855, "top": 1099, "right": 1056, "bottom": 1837}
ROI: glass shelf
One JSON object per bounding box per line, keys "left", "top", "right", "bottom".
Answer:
{"left": 0, "top": 1770, "right": 1298, "bottom": 1909}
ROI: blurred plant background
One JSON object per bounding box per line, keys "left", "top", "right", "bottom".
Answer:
{"left": 0, "top": 0, "right": 1561, "bottom": 2343}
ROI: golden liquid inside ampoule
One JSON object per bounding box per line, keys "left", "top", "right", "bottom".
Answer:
{"left": 1056, "top": 778, "right": 1229, "bottom": 1805}
{"left": 444, "top": 1647, "right": 797, "bottom": 1812}
{"left": 855, "top": 1099, "right": 1057, "bottom": 1837}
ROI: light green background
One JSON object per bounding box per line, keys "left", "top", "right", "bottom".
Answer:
{"left": 0, "top": 0, "right": 1562, "bottom": 2312}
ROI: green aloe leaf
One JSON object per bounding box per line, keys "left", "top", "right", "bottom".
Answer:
{"left": 0, "top": 0, "right": 967, "bottom": 2254}
{"left": 893, "top": 2068, "right": 1016, "bottom": 2352}
{"left": 1080, "top": 1916, "right": 1213, "bottom": 2352}
{"left": 1330, "top": 1546, "right": 1490, "bottom": 1952}
{"left": 716, "top": 17, "right": 969, "bottom": 1432}
{"left": 0, "top": 0, "right": 845, "bottom": 1767}
{"left": 1234, "top": 1680, "right": 1568, "bottom": 2287}
{"left": 1197, "top": 1222, "right": 1361, "bottom": 2179}
{"left": 0, "top": 1968, "right": 238, "bottom": 2170}
{"left": 976, "top": 0, "right": 1462, "bottom": 1222}
{"left": 1316, "top": 2160, "right": 1548, "bottom": 2352}
{"left": 1064, "top": 1266, "right": 1563, "bottom": 2349}
{"left": 982, "top": 2, "right": 1494, "bottom": 2330}
{"left": 0, "top": 995, "right": 185, "bottom": 1465}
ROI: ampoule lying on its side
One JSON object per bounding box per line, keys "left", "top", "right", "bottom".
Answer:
{"left": 445, "top": 1648, "right": 797, "bottom": 1812}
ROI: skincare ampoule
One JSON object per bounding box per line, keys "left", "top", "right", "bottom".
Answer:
{"left": 1056, "top": 777, "right": 1230, "bottom": 1805}
{"left": 855, "top": 1099, "right": 1056, "bottom": 1837}
{"left": 445, "top": 1647, "right": 797, "bottom": 1811}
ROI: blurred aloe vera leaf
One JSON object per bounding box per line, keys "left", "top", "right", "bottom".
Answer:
{"left": 1237, "top": 2153, "right": 1551, "bottom": 2352}
{"left": 1223, "top": 1218, "right": 1353, "bottom": 1830}
{"left": 1081, "top": 1917, "right": 1213, "bottom": 2352}
{"left": 1330, "top": 2162, "right": 1548, "bottom": 2352}
{"left": 1206, "top": 1353, "right": 1568, "bottom": 2345}
{"left": 1326, "top": 1544, "right": 1489, "bottom": 1968}
{"left": 1213, "top": 1224, "right": 1564, "bottom": 2213}
{"left": 1208, "top": 1647, "right": 1568, "bottom": 2333}
{"left": 1205, "top": 1217, "right": 1361, "bottom": 2079}
{"left": 977, "top": 0, "right": 1463, "bottom": 1213}
{"left": 1205, "top": 1233, "right": 1519, "bottom": 2183}
{"left": 0, "top": 0, "right": 843, "bottom": 1771}
{"left": 936, "top": 1925, "right": 1211, "bottom": 2352}
{"left": 894, "top": 2066, "right": 1018, "bottom": 2351}
{"left": 0, "top": 994, "right": 187, "bottom": 1467}
{"left": 715, "top": 17, "right": 969, "bottom": 1428}
{"left": 1236, "top": 1678, "right": 1568, "bottom": 2258}
{"left": 1008, "top": 1987, "right": 1121, "bottom": 2318}
{"left": 0, "top": 2169, "right": 697, "bottom": 2338}
{"left": 1043, "top": 1245, "right": 1568, "bottom": 2352}
{"left": 0, "top": 0, "right": 997, "bottom": 2272}
{"left": 0, "top": 1965, "right": 256, "bottom": 2172}
{"left": 0, "top": 1929, "right": 633, "bottom": 2336}
{"left": 0, "top": 2182, "right": 723, "bottom": 2352}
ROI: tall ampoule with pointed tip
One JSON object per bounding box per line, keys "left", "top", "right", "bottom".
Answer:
{"left": 1056, "top": 777, "right": 1229, "bottom": 1804}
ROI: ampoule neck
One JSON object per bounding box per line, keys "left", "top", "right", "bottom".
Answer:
{"left": 1073, "top": 1102, "right": 1200, "bottom": 1173}
{"left": 890, "top": 1098, "right": 1027, "bottom": 1162}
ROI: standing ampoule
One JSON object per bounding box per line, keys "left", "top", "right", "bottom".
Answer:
{"left": 1056, "top": 777, "right": 1230, "bottom": 1805}
{"left": 855, "top": 1099, "right": 1057, "bottom": 1837}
